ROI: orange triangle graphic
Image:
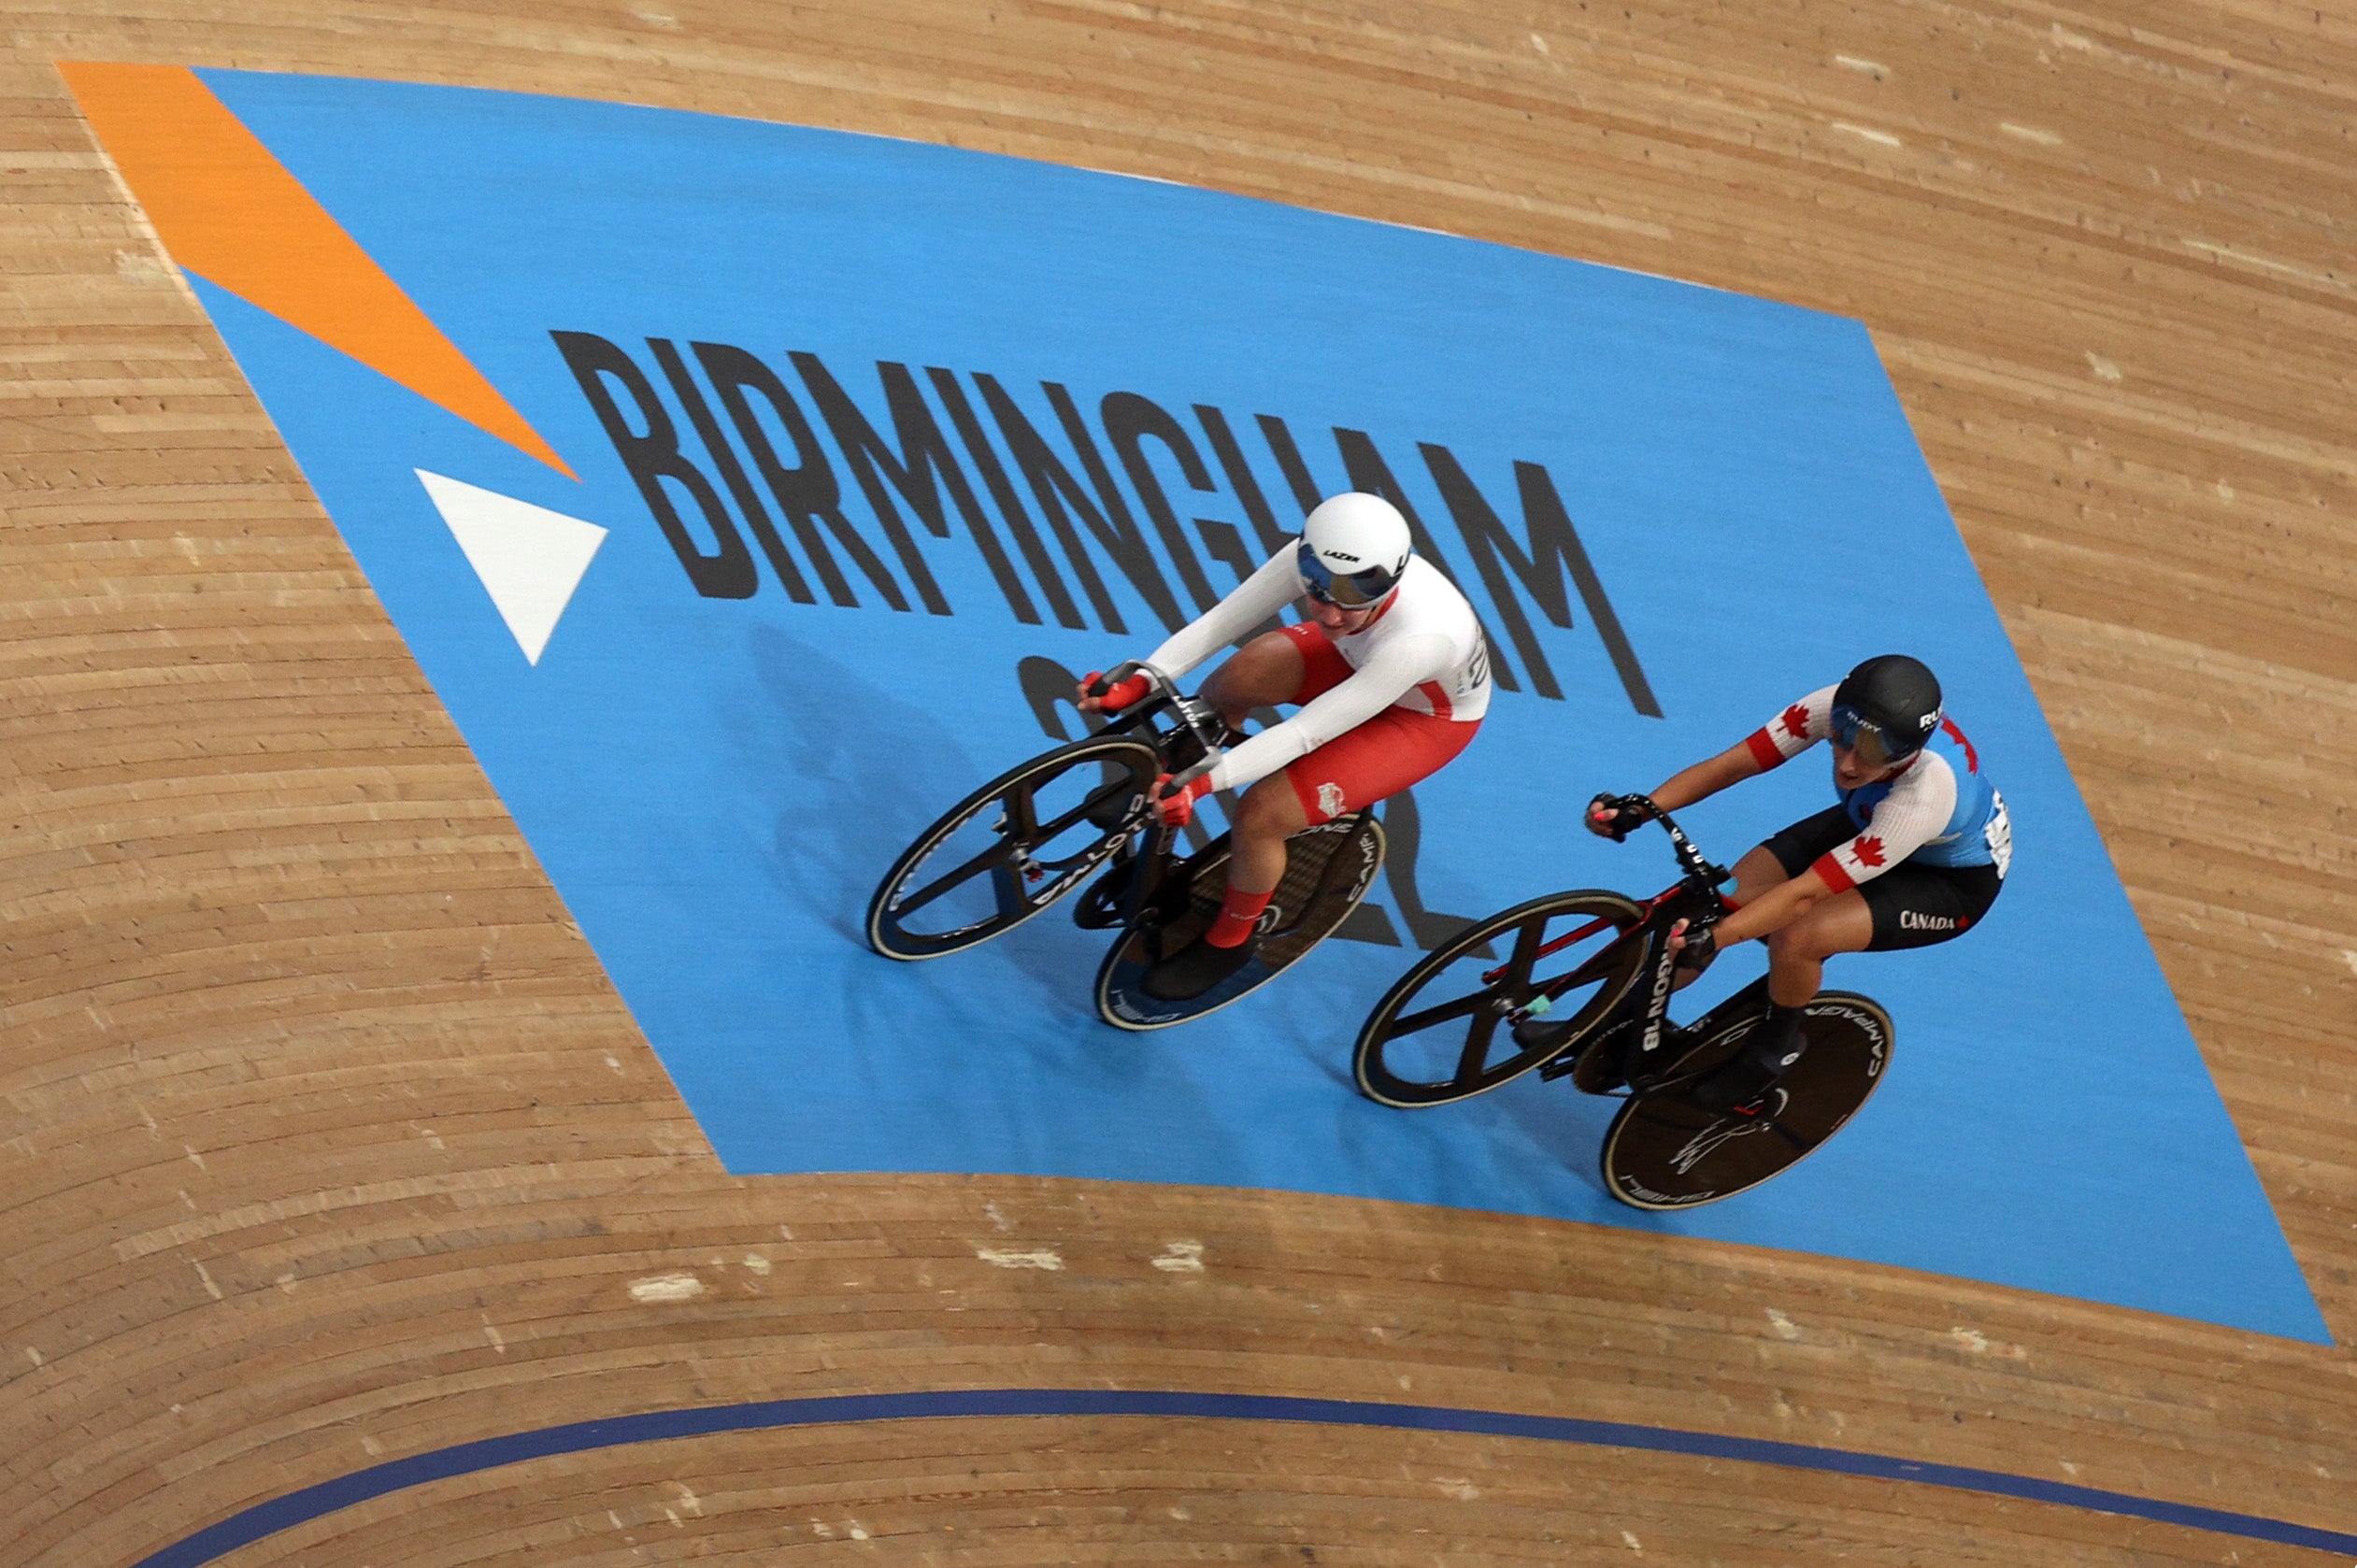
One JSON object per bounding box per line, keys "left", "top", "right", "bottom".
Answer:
{"left": 61, "top": 62, "right": 574, "bottom": 478}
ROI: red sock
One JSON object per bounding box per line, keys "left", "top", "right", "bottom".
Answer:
{"left": 1207, "top": 886, "right": 1273, "bottom": 948}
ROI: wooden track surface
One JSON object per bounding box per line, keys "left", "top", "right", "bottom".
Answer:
{"left": 4, "top": 2, "right": 2352, "bottom": 1561}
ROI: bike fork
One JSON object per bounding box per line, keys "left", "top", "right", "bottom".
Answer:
{"left": 1120, "top": 820, "right": 1180, "bottom": 928}
{"left": 1624, "top": 937, "right": 1685, "bottom": 1079}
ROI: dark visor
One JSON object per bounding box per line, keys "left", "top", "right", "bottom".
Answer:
{"left": 1299, "top": 548, "right": 1399, "bottom": 608}
{"left": 1830, "top": 703, "right": 1921, "bottom": 770}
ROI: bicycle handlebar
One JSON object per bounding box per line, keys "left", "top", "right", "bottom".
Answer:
{"left": 1084, "top": 660, "right": 1163, "bottom": 706}
{"left": 1082, "top": 663, "right": 1232, "bottom": 784}
{"left": 1604, "top": 793, "right": 1733, "bottom": 894}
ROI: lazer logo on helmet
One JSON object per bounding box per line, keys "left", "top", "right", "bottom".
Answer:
{"left": 1297, "top": 494, "right": 1413, "bottom": 608}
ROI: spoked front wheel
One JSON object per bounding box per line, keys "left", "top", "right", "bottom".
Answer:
{"left": 865, "top": 734, "right": 1160, "bottom": 961}
{"left": 1352, "top": 891, "right": 1646, "bottom": 1107}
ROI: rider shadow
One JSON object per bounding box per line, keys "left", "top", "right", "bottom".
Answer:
{"left": 743, "top": 624, "right": 967, "bottom": 947}
{"left": 743, "top": 626, "right": 1113, "bottom": 1005}
{"left": 1484, "top": 1081, "right": 1623, "bottom": 1201}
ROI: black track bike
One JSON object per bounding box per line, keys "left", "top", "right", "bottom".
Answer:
{"left": 1350, "top": 796, "right": 1893, "bottom": 1208}
{"left": 865, "top": 665, "right": 1387, "bottom": 1031}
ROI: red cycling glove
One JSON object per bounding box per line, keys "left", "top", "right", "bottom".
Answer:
{"left": 1153, "top": 772, "right": 1215, "bottom": 829}
{"left": 1084, "top": 670, "right": 1154, "bottom": 712}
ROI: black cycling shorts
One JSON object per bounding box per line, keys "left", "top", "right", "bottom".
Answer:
{"left": 1759, "top": 805, "right": 2003, "bottom": 952}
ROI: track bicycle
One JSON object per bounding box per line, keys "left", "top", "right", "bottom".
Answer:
{"left": 864, "top": 664, "right": 1387, "bottom": 1030}
{"left": 1351, "top": 796, "right": 1893, "bottom": 1208}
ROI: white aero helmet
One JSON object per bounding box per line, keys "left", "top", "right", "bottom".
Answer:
{"left": 1299, "top": 492, "right": 1412, "bottom": 608}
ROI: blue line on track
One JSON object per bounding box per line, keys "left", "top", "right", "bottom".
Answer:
{"left": 134, "top": 1388, "right": 2357, "bottom": 1566}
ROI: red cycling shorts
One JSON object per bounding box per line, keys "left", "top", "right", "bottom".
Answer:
{"left": 1278, "top": 621, "right": 1480, "bottom": 825}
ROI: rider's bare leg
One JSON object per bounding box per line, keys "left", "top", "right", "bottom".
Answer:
{"left": 1198, "top": 630, "right": 1304, "bottom": 730}
{"left": 1724, "top": 845, "right": 1788, "bottom": 907}
{"left": 1687, "top": 886, "right": 1875, "bottom": 1108}
{"left": 1136, "top": 655, "right": 1312, "bottom": 997}
{"left": 1764, "top": 891, "right": 1874, "bottom": 1005}
{"left": 1225, "top": 772, "right": 1310, "bottom": 896}
{"left": 1194, "top": 630, "right": 1314, "bottom": 898}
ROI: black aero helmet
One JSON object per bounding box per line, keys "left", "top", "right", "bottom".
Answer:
{"left": 1831, "top": 654, "right": 1943, "bottom": 769}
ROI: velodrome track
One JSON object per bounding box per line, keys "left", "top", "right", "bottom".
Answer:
{"left": 5, "top": 3, "right": 2354, "bottom": 1563}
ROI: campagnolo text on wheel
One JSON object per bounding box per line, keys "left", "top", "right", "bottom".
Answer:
{"left": 865, "top": 492, "right": 1494, "bottom": 1030}
{"left": 1354, "top": 655, "right": 2010, "bottom": 1207}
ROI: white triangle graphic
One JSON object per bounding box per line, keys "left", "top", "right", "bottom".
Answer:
{"left": 417, "top": 470, "right": 607, "bottom": 665}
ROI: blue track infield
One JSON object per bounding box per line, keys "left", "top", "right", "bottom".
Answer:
{"left": 133, "top": 1388, "right": 2357, "bottom": 1567}
{"left": 148, "top": 68, "right": 2325, "bottom": 1341}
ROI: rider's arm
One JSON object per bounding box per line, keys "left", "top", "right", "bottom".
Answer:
{"left": 1138, "top": 545, "right": 1302, "bottom": 683}
{"left": 1646, "top": 741, "right": 1766, "bottom": 813}
{"left": 1639, "top": 684, "right": 1842, "bottom": 812}
{"left": 1197, "top": 631, "right": 1447, "bottom": 793}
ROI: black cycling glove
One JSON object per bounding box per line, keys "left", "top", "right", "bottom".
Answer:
{"left": 1586, "top": 791, "right": 1650, "bottom": 842}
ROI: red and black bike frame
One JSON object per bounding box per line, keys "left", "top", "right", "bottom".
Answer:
{"left": 1496, "top": 795, "right": 1737, "bottom": 1048}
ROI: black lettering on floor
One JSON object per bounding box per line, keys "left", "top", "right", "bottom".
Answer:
{"left": 692, "top": 340, "right": 907, "bottom": 609}
{"left": 1102, "top": 392, "right": 1227, "bottom": 612}
{"left": 551, "top": 330, "right": 755, "bottom": 599}
{"left": 931, "top": 369, "right": 1085, "bottom": 629}
{"left": 1194, "top": 405, "right": 1293, "bottom": 560}
{"left": 647, "top": 337, "right": 817, "bottom": 605}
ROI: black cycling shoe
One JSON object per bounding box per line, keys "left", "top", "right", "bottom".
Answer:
{"left": 1621, "top": 1022, "right": 1695, "bottom": 1093}
{"left": 1509, "top": 1012, "right": 1577, "bottom": 1054}
{"left": 1142, "top": 934, "right": 1257, "bottom": 1001}
{"left": 1690, "top": 1033, "right": 1806, "bottom": 1112}
{"left": 1689, "top": 1053, "right": 1780, "bottom": 1113}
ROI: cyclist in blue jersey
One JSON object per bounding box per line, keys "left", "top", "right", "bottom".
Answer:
{"left": 1573, "top": 655, "right": 2010, "bottom": 1109}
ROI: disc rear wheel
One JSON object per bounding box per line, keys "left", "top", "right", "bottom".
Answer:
{"left": 1095, "top": 813, "right": 1387, "bottom": 1031}
{"left": 1602, "top": 991, "right": 1894, "bottom": 1209}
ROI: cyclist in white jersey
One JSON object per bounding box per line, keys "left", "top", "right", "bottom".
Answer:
{"left": 1574, "top": 655, "right": 2009, "bottom": 1108}
{"left": 1080, "top": 492, "right": 1492, "bottom": 999}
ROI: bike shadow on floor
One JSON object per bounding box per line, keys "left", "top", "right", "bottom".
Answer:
{"left": 743, "top": 624, "right": 962, "bottom": 945}
{"left": 741, "top": 624, "right": 1129, "bottom": 1011}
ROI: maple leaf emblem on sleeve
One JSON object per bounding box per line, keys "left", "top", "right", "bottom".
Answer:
{"left": 1780, "top": 703, "right": 1811, "bottom": 740}
{"left": 1851, "top": 835, "right": 1887, "bottom": 868}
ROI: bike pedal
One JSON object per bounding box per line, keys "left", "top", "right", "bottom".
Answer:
{"left": 1071, "top": 854, "right": 1136, "bottom": 930}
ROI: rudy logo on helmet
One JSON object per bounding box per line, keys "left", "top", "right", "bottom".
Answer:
{"left": 1297, "top": 492, "right": 1411, "bottom": 608}
{"left": 1829, "top": 653, "right": 1943, "bottom": 771}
